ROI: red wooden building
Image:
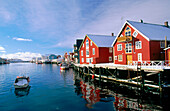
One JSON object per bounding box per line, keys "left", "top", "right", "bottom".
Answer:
{"left": 113, "top": 20, "right": 170, "bottom": 65}
{"left": 79, "top": 34, "right": 115, "bottom": 64}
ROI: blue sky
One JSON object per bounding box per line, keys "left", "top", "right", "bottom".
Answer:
{"left": 0, "top": 0, "right": 170, "bottom": 60}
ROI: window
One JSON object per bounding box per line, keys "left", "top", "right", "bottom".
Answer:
{"left": 86, "top": 58, "right": 89, "bottom": 63}
{"left": 109, "top": 56, "right": 112, "bottom": 61}
{"left": 118, "top": 55, "right": 123, "bottom": 61}
{"left": 91, "top": 57, "right": 93, "bottom": 62}
{"left": 114, "top": 56, "right": 117, "bottom": 60}
{"left": 81, "top": 50, "right": 83, "bottom": 56}
{"left": 117, "top": 44, "right": 122, "bottom": 51}
{"left": 125, "top": 43, "right": 132, "bottom": 53}
{"left": 125, "top": 26, "right": 131, "bottom": 36}
{"left": 91, "top": 41, "right": 92, "bottom": 46}
{"left": 82, "top": 58, "right": 84, "bottom": 62}
{"left": 86, "top": 39, "right": 89, "bottom": 49}
{"left": 93, "top": 48, "right": 95, "bottom": 55}
{"left": 133, "top": 31, "right": 138, "bottom": 38}
{"left": 120, "top": 34, "right": 123, "bottom": 37}
{"left": 160, "top": 41, "right": 165, "bottom": 48}
{"left": 86, "top": 50, "right": 89, "bottom": 57}
{"left": 138, "top": 53, "right": 142, "bottom": 61}
{"left": 109, "top": 48, "right": 112, "bottom": 53}
{"left": 135, "top": 41, "right": 142, "bottom": 49}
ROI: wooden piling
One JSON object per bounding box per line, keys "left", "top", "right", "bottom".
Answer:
{"left": 99, "top": 67, "right": 102, "bottom": 86}
{"left": 141, "top": 70, "right": 145, "bottom": 93}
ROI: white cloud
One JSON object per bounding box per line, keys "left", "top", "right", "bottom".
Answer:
{"left": 0, "top": 46, "right": 6, "bottom": 53}
{"left": 0, "top": 52, "right": 41, "bottom": 61}
{"left": 0, "top": 46, "right": 5, "bottom": 51}
{"left": 0, "top": 50, "right": 6, "bottom": 53}
{"left": 13, "top": 37, "right": 32, "bottom": 41}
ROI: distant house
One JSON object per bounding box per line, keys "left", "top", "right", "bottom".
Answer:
{"left": 74, "top": 39, "right": 83, "bottom": 63}
{"left": 79, "top": 34, "right": 115, "bottom": 64}
{"left": 69, "top": 52, "right": 74, "bottom": 62}
{"left": 113, "top": 20, "right": 170, "bottom": 65}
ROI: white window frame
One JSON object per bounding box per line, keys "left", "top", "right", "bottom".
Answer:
{"left": 81, "top": 50, "right": 83, "bottom": 56}
{"left": 91, "top": 41, "right": 92, "bottom": 46}
{"left": 135, "top": 41, "right": 142, "bottom": 49}
{"left": 109, "top": 56, "right": 112, "bottom": 61}
{"left": 125, "top": 43, "right": 132, "bottom": 53}
{"left": 138, "top": 53, "right": 142, "bottom": 62}
{"left": 114, "top": 56, "right": 117, "bottom": 60}
{"left": 86, "top": 49, "right": 89, "bottom": 57}
{"left": 117, "top": 44, "right": 122, "bottom": 51}
{"left": 92, "top": 48, "right": 95, "bottom": 55}
{"left": 83, "top": 43, "right": 84, "bottom": 48}
{"left": 86, "top": 39, "right": 89, "bottom": 49}
{"left": 82, "top": 58, "right": 84, "bottom": 62}
{"left": 91, "top": 57, "right": 93, "bottom": 62}
{"left": 125, "top": 26, "right": 131, "bottom": 36}
{"left": 109, "top": 48, "right": 112, "bottom": 53}
{"left": 118, "top": 55, "right": 123, "bottom": 61}
{"left": 160, "top": 41, "right": 165, "bottom": 48}
{"left": 86, "top": 58, "right": 89, "bottom": 63}
{"left": 133, "top": 31, "right": 138, "bottom": 38}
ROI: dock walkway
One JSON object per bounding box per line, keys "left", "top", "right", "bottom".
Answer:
{"left": 74, "top": 63, "right": 170, "bottom": 72}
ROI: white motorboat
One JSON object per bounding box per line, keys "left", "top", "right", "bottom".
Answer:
{"left": 60, "top": 63, "right": 69, "bottom": 70}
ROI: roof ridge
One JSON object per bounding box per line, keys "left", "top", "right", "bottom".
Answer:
{"left": 87, "top": 34, "right": 115, "bottom": 37}
{"left": 127, "top": 20, "right": 170, "bottom": 29}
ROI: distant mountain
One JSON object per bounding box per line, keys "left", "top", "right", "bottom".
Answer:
{"left": 9, "top": 59, "right": 29, "bottom": 63}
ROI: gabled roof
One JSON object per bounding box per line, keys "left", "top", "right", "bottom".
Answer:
{"left": 87, "top": 34, "right": 116, "bottom": 47}
{"left": 128, "top": 20, "right": 170, "bottom": 41}
{"left": 112, "top": 20, "right": 170, "bottom": 46}
{"left": 79, "top": 34, "right": 116, "bottom": 51}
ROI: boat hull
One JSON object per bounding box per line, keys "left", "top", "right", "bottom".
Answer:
{"left": 60, "top": 66, "right": 69, "bottom": 70}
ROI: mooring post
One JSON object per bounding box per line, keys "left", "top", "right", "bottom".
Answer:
{"left": 93, "top": 65, "right": 96, "bottom": 74}
{"left": 159, "top": 71, "right": 163, "bottom": 99}
{"left": 141, "top": 70, "right": 145, "bottom": 94}
{"left": 115, "top": 68, "right": 117, "bottom": 79}
{"left": 99, "top": 67, "right": 102, "bottom": 86}
{"left": 106, "top": 67, "right": 109, "bottom": 78}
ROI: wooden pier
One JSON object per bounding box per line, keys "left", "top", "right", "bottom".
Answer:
{"left": 74, "top": 63, "right": 170, "bottom": 95}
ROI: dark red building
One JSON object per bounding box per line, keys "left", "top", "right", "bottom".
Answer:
{"left": 79, "top": 34, "right": 115, "bottom": 64}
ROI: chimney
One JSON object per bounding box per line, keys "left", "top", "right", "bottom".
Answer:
{"left": 111, "top": 33, "right": 114, "bottom": 36}
{"left": 164, "top": 21, "right": 169, "bottom": 27}
{"left": 140, "top": 19, "right": 143, "bottom": 23}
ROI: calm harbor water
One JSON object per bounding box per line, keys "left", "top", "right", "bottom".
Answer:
{"left": 0, "top": 63, "right": 168, "bottom": 111}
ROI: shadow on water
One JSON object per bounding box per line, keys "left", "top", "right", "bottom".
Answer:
{"left": 73, "top": 71, "right": 170, "bottom": 110}
{"left": 14, "top": 86, "right": 31, "bottom": 97}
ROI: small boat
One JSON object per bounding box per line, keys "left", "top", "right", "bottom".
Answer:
{"left": 60, "top": 63, "right": 69, "bottom": 70}
{"left": 36, "top": 61, "right": 43, "bottom": 64}
{"left": 14, "top": 76, "right": 30, "bottom": 89}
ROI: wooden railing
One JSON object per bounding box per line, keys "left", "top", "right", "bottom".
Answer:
{"left": 128, "top": 60, "right": 170, "bottom": 69}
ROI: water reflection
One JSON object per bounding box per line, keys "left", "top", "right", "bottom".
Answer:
{"left": 74, "top": 72, "right": 165, "bottom": 110}
{"left": 14, "top": 86, "right": 31, "bottom": 97}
